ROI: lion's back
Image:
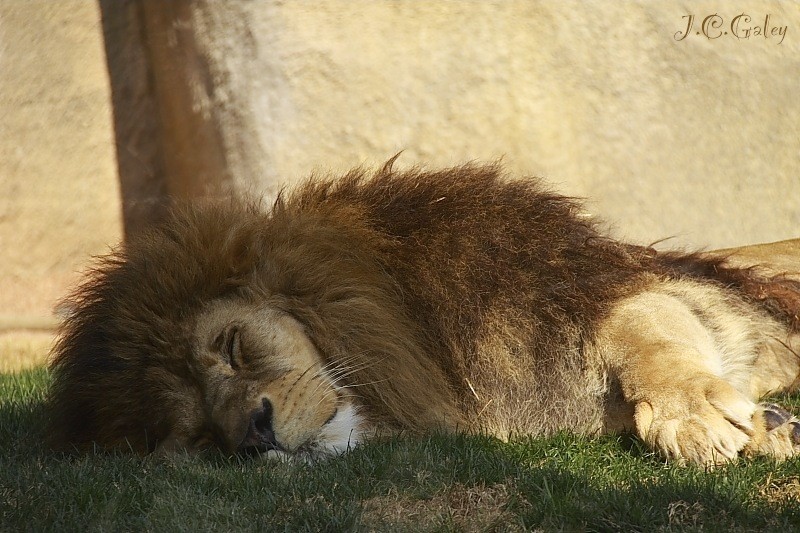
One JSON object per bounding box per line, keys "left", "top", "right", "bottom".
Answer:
{"left": 284, "top": 163, "right": 649, "bottom": 434}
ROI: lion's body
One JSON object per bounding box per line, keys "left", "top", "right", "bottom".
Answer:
{"left": 49, "top": 163, "right": 800, "bottom": 463}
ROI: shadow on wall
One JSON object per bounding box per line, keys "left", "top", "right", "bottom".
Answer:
{"left": 99, "top": 0, "right": 232, "bottom": 236}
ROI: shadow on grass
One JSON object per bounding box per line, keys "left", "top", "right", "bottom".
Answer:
{"left": 2, "top": 370, "right": 799, "bottom": 531}
{"left": 350, "top": 433, "right": 800, "bottom": 531}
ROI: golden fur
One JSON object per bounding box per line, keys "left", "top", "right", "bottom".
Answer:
{"left": 48, "top": 162, "right": 800, "bottom": 464}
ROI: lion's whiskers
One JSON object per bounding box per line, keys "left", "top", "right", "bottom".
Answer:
{"left": 321, "top": 353, "right": 386, "bottom": 386}
{"left": 339, "top": 377, "right": 390, "bottom": 388}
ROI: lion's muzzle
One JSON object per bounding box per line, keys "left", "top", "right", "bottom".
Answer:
{"left": 237, "top": 398, "right": 282, "bottom": 455}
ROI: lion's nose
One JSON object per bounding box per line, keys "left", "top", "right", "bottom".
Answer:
{"left": 238, "top": 398, "right": 281, "bottom": 454}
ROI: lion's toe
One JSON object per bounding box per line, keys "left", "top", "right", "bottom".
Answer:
{"left": 679, "top": 412, "right": 748, "bottom": 465}
{"left": 636, "top": 380, "right": 755, "bottom": 465}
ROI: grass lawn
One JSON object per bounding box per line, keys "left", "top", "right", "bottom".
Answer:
{"left": 2, "top": 365, "right": 800, "bottom": 532}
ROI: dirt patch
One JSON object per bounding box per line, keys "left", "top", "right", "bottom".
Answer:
{"left": 666, "top": 500, "right": 706, "bottom": 528}
{"left": 760, "top": 475, "right": 800, "bottom": 505}
{"left": 360, "top": 482, "right": 528, "bottom": 531}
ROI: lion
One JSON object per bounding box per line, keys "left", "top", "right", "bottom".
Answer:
{"left": 48, "top": 162, "right": 800, "bottom": 465}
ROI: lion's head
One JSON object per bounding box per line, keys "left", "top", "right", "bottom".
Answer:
{"left": 49, "top": 201, "right": 360, "bottom": 458}
{"left": 159, "top": 299, "right": 364, "bottom": 457}
{"left": 48, "top": 186, "right": 461, "bottom": 459}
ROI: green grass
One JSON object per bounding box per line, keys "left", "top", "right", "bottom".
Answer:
{"left": 2, "top": 368, "right": 800, "bottom": 532}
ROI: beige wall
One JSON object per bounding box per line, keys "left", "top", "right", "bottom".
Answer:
{"left": 1, "top": 0, "right": 798, "bottom": 352}
{"left": 0, "top": 0, "right": 122, "bottom": 330}
{"left": 188, "top": 0, "right": 799, "bottom": 250}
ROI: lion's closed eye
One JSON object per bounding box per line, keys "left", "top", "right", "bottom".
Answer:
{"left": 212, "top": 325, "right": 242, "bottom": 369}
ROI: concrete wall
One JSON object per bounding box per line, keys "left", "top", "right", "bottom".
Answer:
{"left": 1, "top": 0, "right": 798, "bottom": 367}
{"left": 0, "top": 0, "right": 122, "bottom": 331}
{"left": 176, "top": 0, "right": 798, "bottom": 250}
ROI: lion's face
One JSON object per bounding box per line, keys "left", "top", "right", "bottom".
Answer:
{"left": 157, "top": 299, "right": 365, "bottom": 459}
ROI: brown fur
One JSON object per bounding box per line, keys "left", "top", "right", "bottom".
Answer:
{"left": 48, "top": 162, "right": 800, "bottom": 462}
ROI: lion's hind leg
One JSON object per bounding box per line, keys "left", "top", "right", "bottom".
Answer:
{"left": 598, "top": 283, "right": 793, "bottom": 465}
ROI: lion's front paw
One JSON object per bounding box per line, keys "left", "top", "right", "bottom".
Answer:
{"left": 742, "top": 403, "right": 800, "bottom": 460}
{"left": 633, "top": 379, "right": 755, "bottom": 465}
